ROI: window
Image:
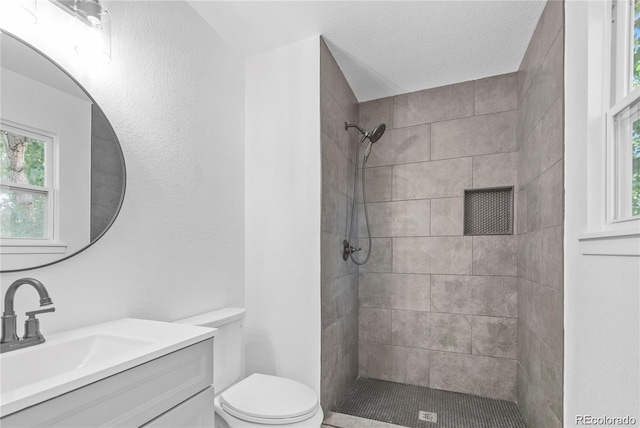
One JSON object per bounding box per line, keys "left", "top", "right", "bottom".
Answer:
{"left": 607, "top": 0, "right": 640, "bottom": 221}
{"left": 0, "top": 123, "right": 54, "bottom": 242}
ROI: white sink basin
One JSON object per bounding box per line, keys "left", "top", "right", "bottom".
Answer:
{"left": 0, "top": 318, "right": 216, "bottom": 417}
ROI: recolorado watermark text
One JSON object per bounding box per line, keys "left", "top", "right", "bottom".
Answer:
{"left": 576, "top": 415, "right": 637, "bottom": 425}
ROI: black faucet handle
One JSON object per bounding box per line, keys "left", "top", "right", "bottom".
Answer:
{"left": 23, "top": 307, "right": 54, "bottom": 340}
{"left": 26, "top": 307, "right": 56, "bottom": 319}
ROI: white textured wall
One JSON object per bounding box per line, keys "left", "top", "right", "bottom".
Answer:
{"left": 244, "top": 36, "right": 322, "bottom": 394}
{"left": 1, "top": 1, "right": 245, "bottom": 333}
{"left": 565, "top": 2, "right": 640, "bottom": 424}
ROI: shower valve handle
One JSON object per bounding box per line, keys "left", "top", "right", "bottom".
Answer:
{"left": 342, "top": 240, "right": 362, "bottom": 260}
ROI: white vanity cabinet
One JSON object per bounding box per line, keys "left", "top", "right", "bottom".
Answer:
{"left": 144, "top": 386, "right": 215, "bottom": 427}
{"left": 1, "top": 338, "right": 214, "bottom": 427}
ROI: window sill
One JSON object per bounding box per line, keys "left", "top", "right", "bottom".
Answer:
{"left": 578, "top": 230, "right": 640, "bottom": 256}
{"left": 1, "top": 242, "right": 67, "bottom": 255}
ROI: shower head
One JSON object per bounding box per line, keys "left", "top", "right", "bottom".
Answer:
{"left": 368, "top": 124, "right": 386, "bottom": 143}
{"left": 344, "top": 122, "right": 387, "bottom": 143}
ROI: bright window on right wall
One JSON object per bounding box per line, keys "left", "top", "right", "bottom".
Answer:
{"left": 608, "top": 0, "right": 640, "bottom": 221}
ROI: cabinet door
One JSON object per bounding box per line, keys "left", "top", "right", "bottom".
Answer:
{"left": 144, "top": 387, "right": 215, "bottom": 428}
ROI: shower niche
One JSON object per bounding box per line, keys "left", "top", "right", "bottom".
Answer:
{"left": 463, "top": 187, "right": 514, "bottom": 236}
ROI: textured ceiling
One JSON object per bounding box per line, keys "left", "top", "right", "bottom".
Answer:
{"left": 188, "top": 1, "right": 546, "bottom": 102}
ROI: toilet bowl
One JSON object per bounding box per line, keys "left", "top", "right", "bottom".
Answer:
{"left": 176, "top": 308, "right": 323, "bottom": 428}
{"left": 213, "top": 373, "right": 324, "bottom": 427}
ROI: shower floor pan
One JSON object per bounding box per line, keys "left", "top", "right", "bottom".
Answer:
{"left": 333, "top": 377, "right": 526, "bottom": 428}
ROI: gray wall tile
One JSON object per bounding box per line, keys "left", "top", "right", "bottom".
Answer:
{"left": 541, "top": 96, "right": 563, "bottom": 172}
{"left": 339, "top": 275, "right": 359, "bottom": 322}
{"left": 474, "top": 73, "right": 518, "bottom": 115}
{"left": 516, "top": 363, "right": 532, "bottom": 422}
{"left": 393, "top": 158, "right": 472, "bottom": 200}
{"left": 361, "top": 166, "right": 392, "bottom": 203}
{"left": 359, "top": 343, "right": 430, "bottom": 387}
{"left": 430, "top": 351, "right": 517, "bottom": 400}
{"left": 359, "top": 308, "right": 392, "bottom": 344}
{"left": 540, "top": 226, "right": 563, "bottom": 290}
{"left": 539, "top": 161, "right": 564, "bottom": 228}
{"left": 431, "top": 110, "right": 517, "bottom": 160}
{"left": 394, "top": 237, "right": 472, "bottom": 274}
{"left": 345, "top": 67, "right": 543, "bottom": 406}
{"left": 321, "top": 38, "right": 361, "bottom": 412}
{"left": 359, "top": 341, "right": 393, "bottom": 381}
{"left": 430, "top": 197, "right": 464, "bottom": 236}
{"left": 358, "top": 237, "right": 393, "bottom": 273}
{"left": 472, "top": 235, "right": 518, "bottom": 276}
{"left": 518, "top": 22, "right": 543, "bottom": 103}
{"left": 323, "top": 182, "right": 349, "bottom": 235}
{"left": 518, "top": 280, "right": 526, "bottom": 332}
{"left": 518, "top": 278, "right": 534, "bottom": 333}
{"left": 322, "top": 274, "right": 355, "bottom": 329}
{"left": 394, "top": 81, "right": 474, "bottom": 128}
{"left": 518, "top": 120, "right": 542, "bottom": 189}
{"left": 518, "top": 29, "right": 564, "bottom": 144}
{"left": 321, "top": 82, "right": 346, "bottom": 153}
{"left": 387, "top": 345, "right": 431, "bottom": 387}
{"left": 518, "top": 360, "right": 562, "bottom": 428}
{"left": 360, "top": 97, "right": 394, "bottom": 132}
{"left": 532, "top": 285, "right": 563, "bottom": 353}
{"left": 535, "top": 405, "right": 563, "bottom": 428}
{"left": 431, "top": 275, "right": 517, "bottom": 317}
{"left": 363, "top": 200, "right": 430, "bottom": 237}
{"left": 471, "top": 316, "right": 518, "bottom": 359}
{"left": 526, "top": 177, "right": 543, "bottom": 232}
{"left": 518, "top": 231, "right": 542, "bottom": 283}
{"left": 322, "top": 320, "right": 341, "bottom": 375}
{"left": 392, "top": 310, "right": 471, "bottom": 353}
{"left": 366, "top": 124, "right": 431, "bottom": 167}
{"left": 320, "top": 39, "right": 358, "bottom": 127}
{"left": 518, "top": 322, "right": 541, "bottom": 385}
{"left": 472, "top": 152, "right": 517, "bottom": 189}
{"left": 540, "top": 341, "right": 563, "bottom": 420}
{"left": 323, "top": 132, "right": 351, "bottom": 196}
{"left": 539, "top": 0, "right": 564, "bottom": 56}
{"left": 359, "top": 273, "right": 431, "bottom": 312}
{"left": 322, "top": 231, "right": 357, "bottom": 284}
{"left": 516, "top": 189, "right": 528, "bottom": 234}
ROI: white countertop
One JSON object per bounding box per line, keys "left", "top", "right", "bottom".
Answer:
{"left": 0, "top": 318, "right": 216, "bottom": 417}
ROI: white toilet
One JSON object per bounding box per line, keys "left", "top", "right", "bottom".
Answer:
{"left": 176, "top": 308, "right": 324, "bottom": 428}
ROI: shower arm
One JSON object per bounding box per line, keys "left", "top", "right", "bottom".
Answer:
{"left": 345, "top": 122, "right": 368, "bottom": 138}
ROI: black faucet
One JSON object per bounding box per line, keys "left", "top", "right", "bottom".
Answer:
{"left": 1, "top": 278, "right": 55, "bottom": 353}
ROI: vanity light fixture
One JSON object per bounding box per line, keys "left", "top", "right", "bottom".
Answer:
{"left": 0, "top": 0, "right": 38, "bottom": 25}
{"left": 49, "top": 0, "right": 111, "bottom": 64}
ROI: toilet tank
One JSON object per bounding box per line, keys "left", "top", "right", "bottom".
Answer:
{"left": 175, "top": 308, "right": 246, "bottom": 392}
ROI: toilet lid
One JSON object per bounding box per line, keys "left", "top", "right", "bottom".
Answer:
{"left": 220, "top": 373, "right": 319, "bottom": 423}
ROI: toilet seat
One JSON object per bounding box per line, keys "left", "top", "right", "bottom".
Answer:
{"left": 219, "top": 373, "right": 320, "bottom": 425}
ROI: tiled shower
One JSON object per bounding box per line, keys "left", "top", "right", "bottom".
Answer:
{"left": 356, "top": 69, "right": 519, "bottom": 400}
{"left": 320, "top": 1, "right": 564, "bottom": 427}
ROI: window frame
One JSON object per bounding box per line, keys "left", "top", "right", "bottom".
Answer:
{"left": 0, "top": 120, "right": 57, "bottom": 245}
{"left": 605, "top": 0, "right": 640, "bottom": 223}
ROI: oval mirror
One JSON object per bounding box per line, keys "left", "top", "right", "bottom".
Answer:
{"left": 0, "top": 30, "right": 126, "bottom": 272}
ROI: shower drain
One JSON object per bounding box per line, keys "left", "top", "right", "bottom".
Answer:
{"left": 418, "top": 411, "right": 437, "bottom": 423}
